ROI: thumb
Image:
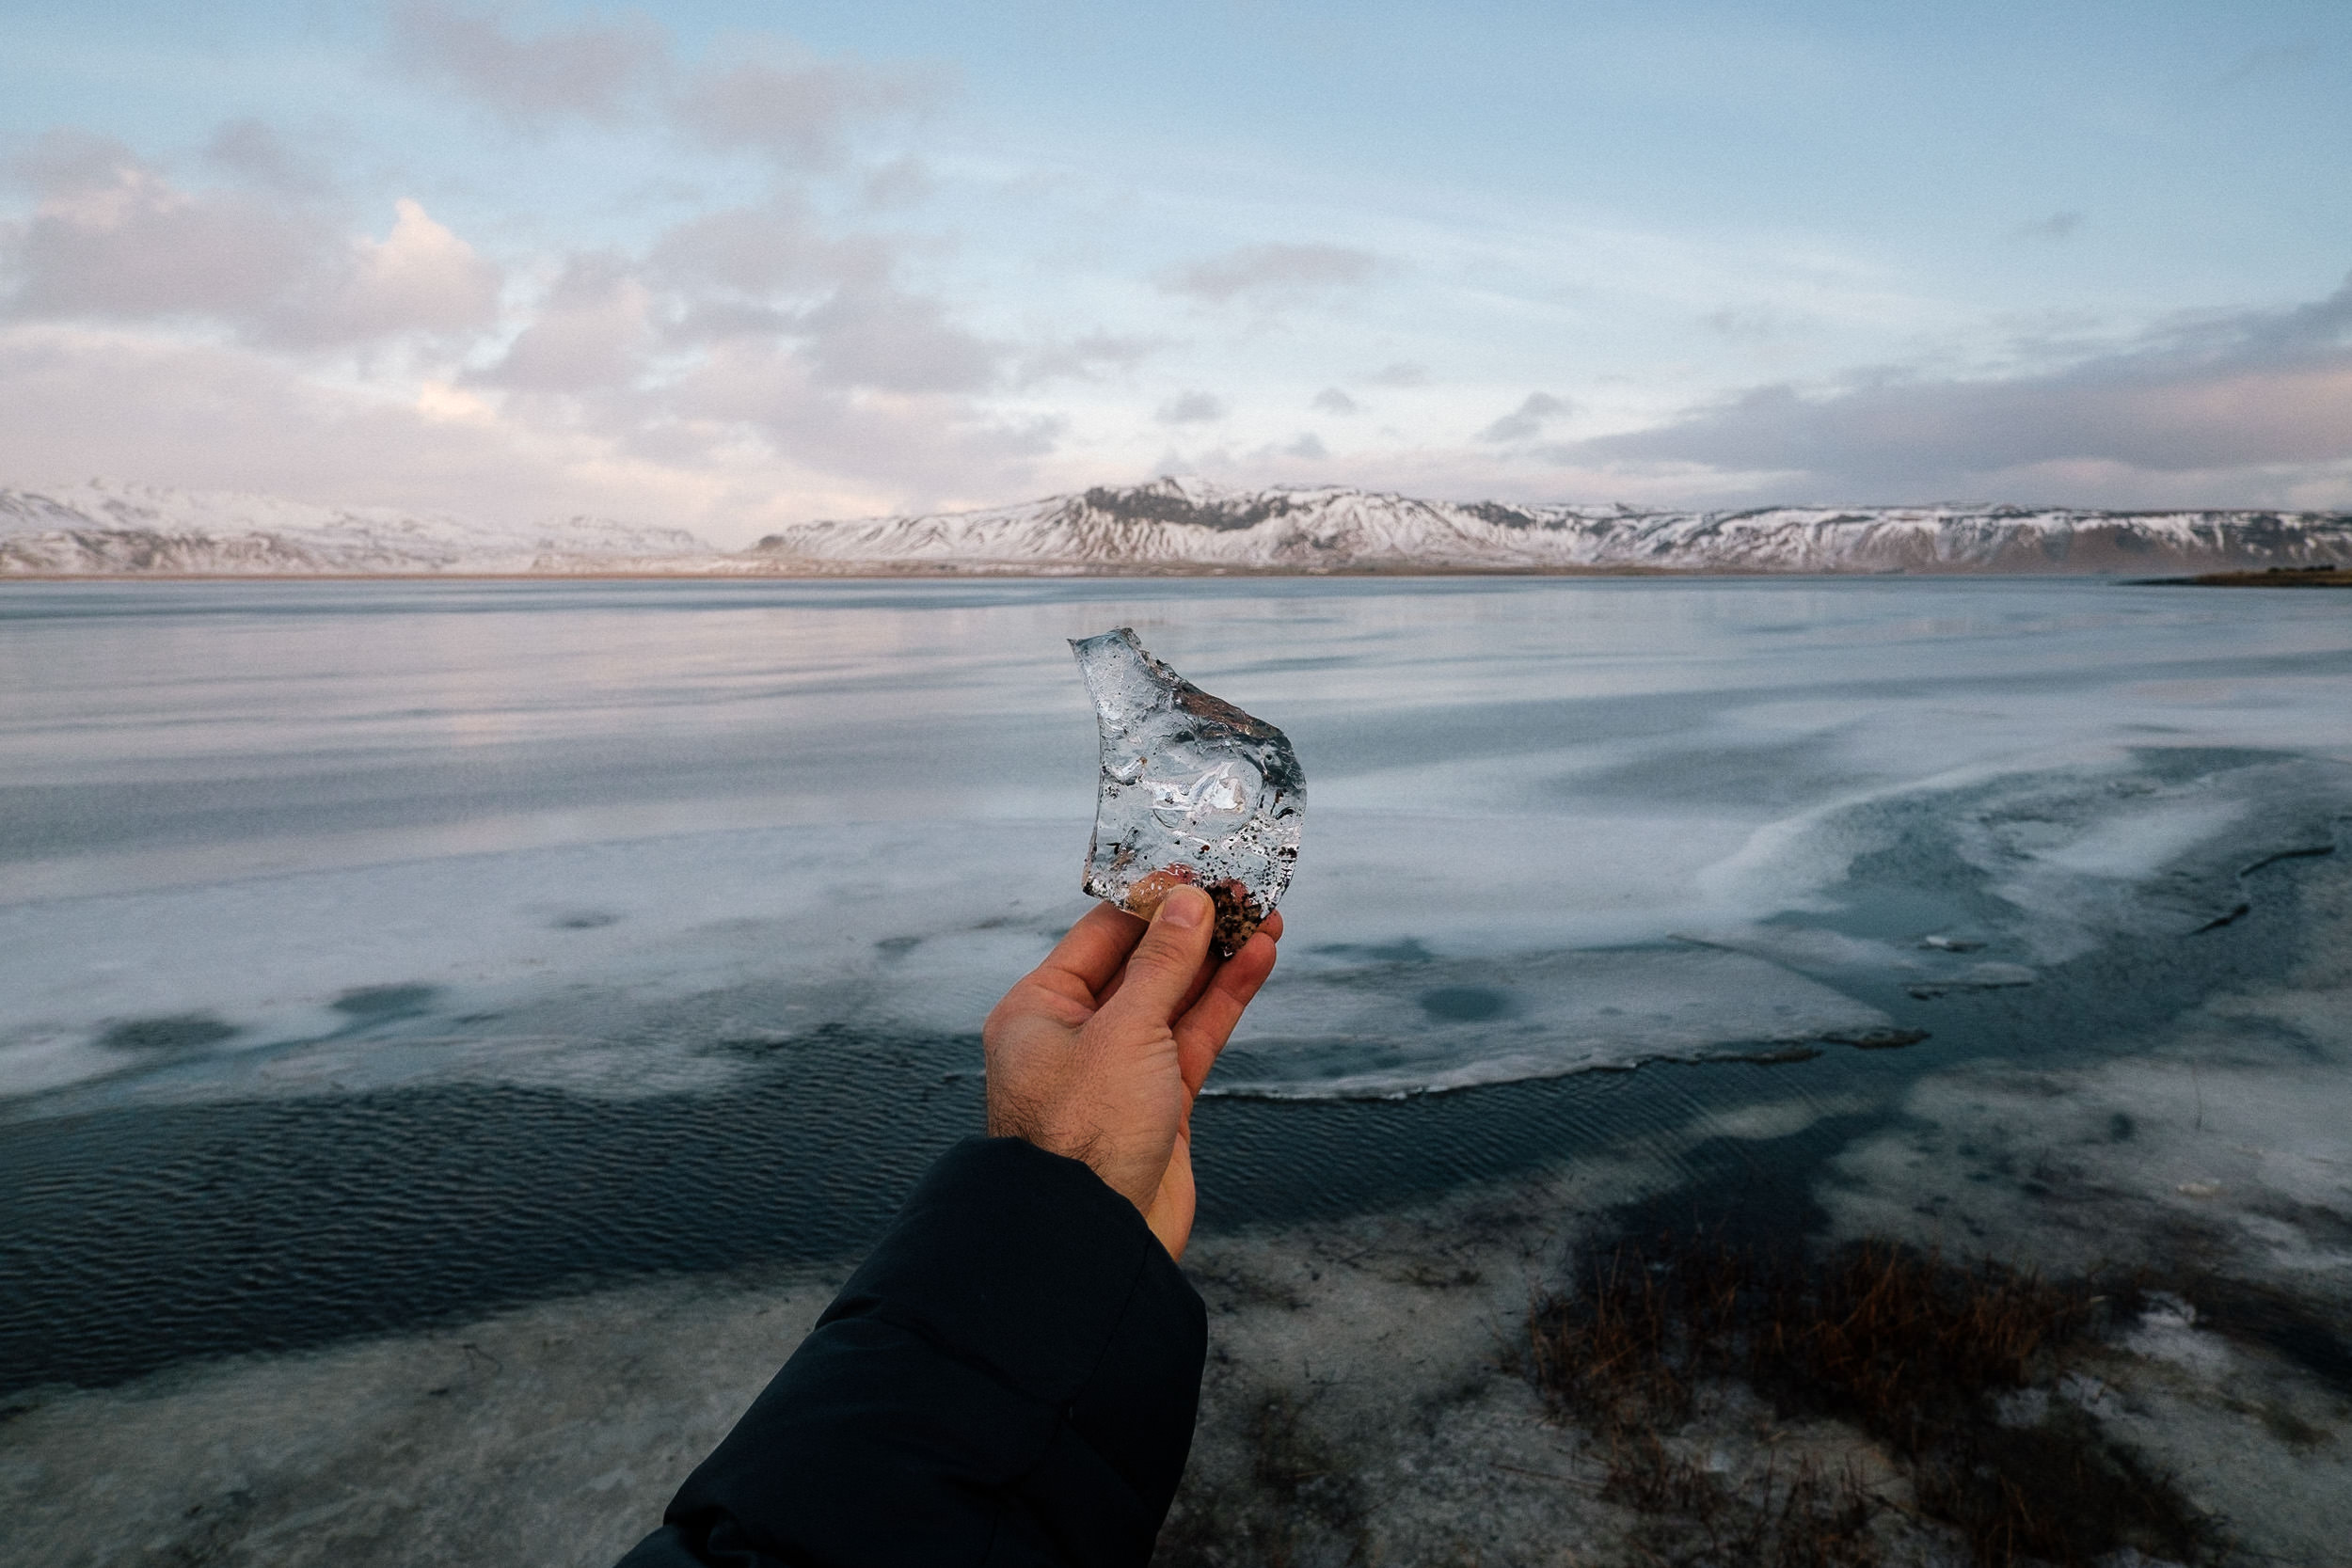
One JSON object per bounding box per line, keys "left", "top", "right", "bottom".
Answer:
{"left": 1098, "top": 886, "right": 1216, "bottom": 1029}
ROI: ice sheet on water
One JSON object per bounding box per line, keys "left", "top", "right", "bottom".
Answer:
{"left": 3, "top": 752, "right": 2343, "bottom": 1116}
{"left": 9, "top": 585, "right": 2351, "bottom": 1115}
{"left": 1209, "top": 944, "right": 1898, "bottom": 1100}
{"left": 1071, "top": 628, "right": 1303, "bottom": 954}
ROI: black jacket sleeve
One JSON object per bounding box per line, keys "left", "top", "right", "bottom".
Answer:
{"left": 614, "top": 1136, "right": 1208, "bottom": 1568}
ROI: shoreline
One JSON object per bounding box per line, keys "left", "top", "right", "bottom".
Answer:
{"left": 1, "top": 563, "right": 2345, "bottom": 583}
{"left": 3, "top": 563, "right": 1864, "bottom": 581}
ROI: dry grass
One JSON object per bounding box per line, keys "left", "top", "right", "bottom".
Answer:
{"left": 1529, "top": 1236, "right": 2211, "bottom": 1567}
{"left": 1154, "top": 1389, "right": 1372, "bottom": 1568}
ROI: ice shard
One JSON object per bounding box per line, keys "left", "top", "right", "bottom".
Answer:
{"left": 1071, "top": 627, "right": 1303, "bottom": 956}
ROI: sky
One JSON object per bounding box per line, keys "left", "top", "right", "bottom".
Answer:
{"left": 2, "top": 1, "right": 2348, "bottom": 546}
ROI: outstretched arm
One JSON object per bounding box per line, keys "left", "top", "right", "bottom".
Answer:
{"left": 617, "top": 888, "right": 1280, "bottom": 1568}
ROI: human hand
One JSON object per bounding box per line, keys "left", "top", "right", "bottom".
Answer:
{"left": 982, "top": 887, "right": 1282, "bottom": 1260}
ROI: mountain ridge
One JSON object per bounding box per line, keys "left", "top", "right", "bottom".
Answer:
{"left": 6, "top": 476, "right": 2349, "bottom": 576}
{"left": 0, "top": 480, "right": 716, "bottom": 576}
{"left": 751, "top": 476, "right": 2352, "bottom": 575}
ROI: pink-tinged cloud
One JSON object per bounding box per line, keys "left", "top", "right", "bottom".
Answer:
{"left": 2, "top": 134, "right": 499, "bottom": 348}
{"left": 0, "top": 324, "right": 1058, "bottom": 545}
{"left": 6, "top": 133, "right": 329, "bottom": 322}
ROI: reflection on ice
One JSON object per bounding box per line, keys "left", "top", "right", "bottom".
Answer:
{"left": 1072, "top": 627, "right": 1302, "bottom": 954}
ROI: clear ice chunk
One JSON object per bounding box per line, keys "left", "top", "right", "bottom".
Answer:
{"left": 1071, "top": 627, "right": 1304, "bottom": 956}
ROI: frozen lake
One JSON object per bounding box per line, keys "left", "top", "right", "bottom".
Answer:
{"left": 3, "top": 576, "right": 2349, "bottom": 1390}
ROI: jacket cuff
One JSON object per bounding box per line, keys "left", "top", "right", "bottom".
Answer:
{"left": 820, "top": 1137, "right": 1207, "bottom": 1501}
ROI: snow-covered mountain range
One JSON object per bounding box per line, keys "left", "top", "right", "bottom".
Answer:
{"left": 0, "top": 481, "right": 717, "bottom": 575}
{"left": 754, "top": 478, "right": 2352, "bottom": 575}
{"left": 6, "top": 477, "right": 2349, "bottom": 576}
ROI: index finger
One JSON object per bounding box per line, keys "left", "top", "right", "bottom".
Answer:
{"left": 1030, "top": 900, "right": 1147, "bottom": 1000}
{"left": 1096, "top": 907, "right": 1284, "bottom": 1014}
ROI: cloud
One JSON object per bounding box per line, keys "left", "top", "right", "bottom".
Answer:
{"left": 0, "top": 322, "right": 682, "bottom": 524}
{"left": 477, "top": 241, "right": 996, "bottom": 409}
{"left": 2211, "top": 43, "right": 2315, "bottom": 90}
{"left": 330, "top": 198, "right": 502, "bottom": 341}
{"left": 861, "top": 156, "right": 930, "bottom": 209}
{"left": 204, "top": 119, "right": 333, "bottom": 197}
{"left": 0, "top": 22, "right": 1073, "bottom": 532}
{"left": 386, "top": 1, "right": 662, "bottom": 128}
{"left": 388, "top": 5, "right": 930, "bottom": 166}
{"left": 0, "top": 133, "right": 499, "bottom": 347}
{"left": 474, "top": 254, "right": 650, "bottom": 392}
{"left": 0, "top": 127, "right": 1044, "bottom": 533}
{"left": 1015, "top": 332, "right": 1158, "bottom": 386}
{"left": 1161, "top": 243, "right": 1376, "bottom": 303}
{"left": 1284, "top": 432, "right": 1327, "bottom": 460}
{"left": 1559, "top": 273, "right": 2352, "bottom": 497}
{"left": 1156, "top": 390, "right": 1227, "bottom": 423}
{"left": 655, "top": 335, "right": 1058, "bottom": 495}
{"left": 1479, "top": 391, "right": 1572, "bottom": 443}
{"left": 2012, "top": 211, "right": 2085, "bottom": 242}
{"left": 794, "top": 284, "right": 998, "bottom": 393}
{"left": 1362, "top": 360, "right": 1429, "bottom": 388}
{"left": 1311, "top": 387, "right": 1359, "bottom": 415}
{"left": 387, "top": 12, "right": 974, "bottom": 388}
{"left": 5, "top": 133, "right": 328, "bottom": 323}
{"left": 0, "top": 320, "right": 1060, "bottom": 546}
{"left": 678, "top": 55, "right": 937, "bottom": 168}
{"left": 2, "top": 120, "right": 994, "bottom": 405}
{"left": 645, "top": 198, "right": 887, "bottom": 295}
{"left": 1703, "top": 307, "right": 1788, "bottom": 341}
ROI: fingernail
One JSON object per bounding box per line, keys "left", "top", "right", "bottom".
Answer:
{"left": 1158, "top": 887, "right": 1207, "bottom": 929}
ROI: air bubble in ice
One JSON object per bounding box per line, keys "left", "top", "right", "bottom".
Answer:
{"left": 1071, "top": 627, "right": 1303, "bottom": 955}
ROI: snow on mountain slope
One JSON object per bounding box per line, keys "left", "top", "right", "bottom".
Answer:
{"left": 753, "top": 477, "right": 2352, "bottom": 575}
{"left": 8, "top": 476, "right": 2350, "bottom": 576}
{"left": 0, "top": 481, "right": 718, "bottom": 575}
